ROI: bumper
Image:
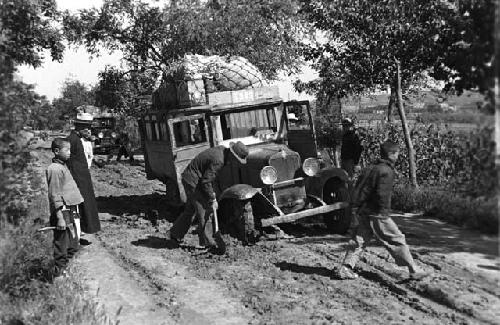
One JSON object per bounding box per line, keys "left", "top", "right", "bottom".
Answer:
{"left": 260, "top": 201, "right": 349, "bottom": 227}
{"left": 93, "top": 144, "right": 119, "bottom": 154}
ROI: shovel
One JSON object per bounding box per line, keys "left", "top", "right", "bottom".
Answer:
{"left": 37, "top": 226, "right": 56, "bottom": 232}
{"left": 212, "top": 205, "right": 226, "bottom": 255}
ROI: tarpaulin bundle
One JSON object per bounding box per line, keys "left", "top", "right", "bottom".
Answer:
{"left": 169, "top": 54, "right": 266, "bottom": 91}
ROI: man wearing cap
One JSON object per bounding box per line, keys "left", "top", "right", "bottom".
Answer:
{"left": 167, "top": 141, "right": 249, "bottom": 249}
{"left": 341, "top": 118, "right": 363, "bottom": 177}
{"left": 67, "top": 115, "right": 101, "bottom": 243}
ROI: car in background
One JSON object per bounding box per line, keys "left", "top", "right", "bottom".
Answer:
{"left": 91, "top": 116, "right": 120, "bottom": 155}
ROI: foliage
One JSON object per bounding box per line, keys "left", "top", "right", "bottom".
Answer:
{"left": 95, "top": 66, "right": 158, "bottom": 117}
{"left": 298, "top": 0, "right": 494, "bottom": 99}
{"left": 392, "top": 185, "right": 497, "bottom": 234}
{"left": 415, "top": 111, "right": 489, "bottom": 125}
{"left": 298, "top": 0, "right": 458, "bottom": 98}
{"left": 431, "top": 0, "right": 496, "bottom": 98}
{"left": 52, "top": 79, "right": 96, "bottom": 120}
{"left": 0, "top": 148, "right": 109, "bottom": 324}
{"left": 0, "top": 0, "right": 64, "bottom": 82}
{"left": 63, "top": 0, "right": 306, "bottom": 80}
{"left": 0, "top": 0, "right": 67, "bottom": 132}
{"left": 355, "top": 123, "right": 496, "bottom": 198}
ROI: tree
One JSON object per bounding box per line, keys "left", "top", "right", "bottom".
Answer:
{"left": 94, "top": 66, "right": 158, "bottom": 117}
{"left": 0, "top": 0, "right": 65, "bottom": 132}
{"left": 298, "top": 0, "right": 494, "bottom": 187}
{"left": 52, "top": 79, "right": 95, "bottom": 120}
{"left": 0, "top": 0, "right": 64, "bottom": 82}
{"left": 432, "top": 0, "right": 496, "bottom": 101}
{"left": 63, "top": 0, "right": 306, "bottom": 80}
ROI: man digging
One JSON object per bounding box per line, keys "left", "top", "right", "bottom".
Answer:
{"left": 166, "top": 141, "right": 249, "bottom": 253}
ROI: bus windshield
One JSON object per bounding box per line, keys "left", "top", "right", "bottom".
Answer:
{"left": 212, "top": 106, "right": 286, "bottom": 146}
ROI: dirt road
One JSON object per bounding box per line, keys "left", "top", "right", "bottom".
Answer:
{"left": 66, "top": 157, "right": 499, "bottom": 324}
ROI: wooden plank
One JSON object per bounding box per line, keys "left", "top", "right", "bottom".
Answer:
{"left": 261, "top": 202, "right": 349, "bottom": 227}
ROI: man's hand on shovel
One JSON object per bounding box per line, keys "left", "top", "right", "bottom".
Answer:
{"left": 211, "top": 200, "right": 226, "bottom": 255}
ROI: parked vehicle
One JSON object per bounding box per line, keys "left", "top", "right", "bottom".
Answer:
{"left": 91, "top": 115, "right": 120, "bottom": 155}
{"left": 139, "top": 86, "right": 351, "bottom": 244}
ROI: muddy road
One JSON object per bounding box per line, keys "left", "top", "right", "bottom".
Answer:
{"left": 67, "top": 157, "right": 500, "bottom": 325}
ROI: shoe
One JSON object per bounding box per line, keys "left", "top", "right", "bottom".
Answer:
{"left": 165, "top": 231, "right": 182, "bottom": 248}
{"left": 334, "top": 266, "right": 359, "bottom": 280}
{"left": 409, "top": 271, "right": 432, "bottom": 281}
{"left": 79, "top": 238, "right": 92, "bottom": 246}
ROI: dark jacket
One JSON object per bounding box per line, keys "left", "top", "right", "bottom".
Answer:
{"left": 353, "top": 159, "right": 395, "bottom": 217}
{"left": 341, "top": 130, "right": 363, "bottom": 164}
{"left": 182, "top": 146, "right": 228, "bottom": 200}
{"left": 67, "top": 131, "right": 101, "bottom": 233}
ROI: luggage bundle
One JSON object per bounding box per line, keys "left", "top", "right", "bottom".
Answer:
{"left": 152, "top": 55, "right": 267, "bottom": 110}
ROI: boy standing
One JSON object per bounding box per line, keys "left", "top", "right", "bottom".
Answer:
{"left": 46, "top": 138, "right": 84, "bottom": 276}
{"left": 335, "top": 141, "right": 430, "bottom": 280}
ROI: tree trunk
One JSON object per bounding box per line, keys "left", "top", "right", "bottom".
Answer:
{"left": 495, "top": 0, "right": 500, "bottom": 201}
{"left": 387, "top": 87, "right": 395, "bottom": 123}
{"left": 395, "top": 59, "right": 418, "bottom": 188}
{"left": 334, "top": 95, "right": 343, "bottom": 168}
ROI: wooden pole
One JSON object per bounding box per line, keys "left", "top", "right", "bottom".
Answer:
{"left": 395, "top": 59, "right": 418, "bottom": 188}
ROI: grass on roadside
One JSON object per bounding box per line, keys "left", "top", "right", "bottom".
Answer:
{"left": 392, "top": 184, "right": 498, "bottom": 234}
{"left": 0, "top": 218, "right": 113, "bottom": 325}
{"left": 0, "top": 147, "right": 113, "bottom": 325}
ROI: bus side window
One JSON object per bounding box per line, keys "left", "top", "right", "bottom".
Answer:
{"left": 172, "top": 117, "right": 207, "bottom": 148}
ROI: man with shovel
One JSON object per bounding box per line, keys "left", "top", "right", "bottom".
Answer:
{"left": 166, "top": 141, "right": 249, "bottom": 254}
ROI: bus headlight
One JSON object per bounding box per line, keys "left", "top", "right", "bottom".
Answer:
{"left": 260, "top": 166, "right": 277, "bottom": 185}
{"left": 98, "top": 132, "right": 104, "bottom": 139}
{"left": 302, "top": 158, "right": 320, "bottom": 176}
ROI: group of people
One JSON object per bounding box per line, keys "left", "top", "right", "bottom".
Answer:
{"left": 46, "top": 118, "right": 101, "bottom": 277}
{"left": 47, "top": 116, "right": 430, "bottom": 281}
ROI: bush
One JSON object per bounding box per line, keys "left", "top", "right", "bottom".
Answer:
{"left": 392, "top": 185, "right": 498, "bottom": 234}
{"left": 356, "top": 123, "right": 496, "bottom": 198}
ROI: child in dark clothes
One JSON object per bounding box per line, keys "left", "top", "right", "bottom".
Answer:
{"left": 335, "top": 141, "right": 431, "bottom": 280}
{"left": 46, "top": 138, "right": 84, "bottom": 277}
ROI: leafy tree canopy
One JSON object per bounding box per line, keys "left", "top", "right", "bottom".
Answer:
{"left": 94, "top": 66, "right": 157, "bottom": 117}
{"left": 0, "top": 0, "right": 64, "bottom": 81}
{"left": 63, "top": 0, "right": 306, "bottom": 80}
{"left": 297, "top": 0, "right": 494, "bottom": 98}
{"left": 52, "top": 79, "right": 95, "bottom": 120}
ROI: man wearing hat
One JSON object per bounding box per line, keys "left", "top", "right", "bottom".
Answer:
{"left": 341, "top": 118, "right": 363, "bottom": 177}
{"left": 67, "top": 114, "right": 101, "bottom": 244}
{"left": 167, "top": 141, "right": 249, "bottom": 249}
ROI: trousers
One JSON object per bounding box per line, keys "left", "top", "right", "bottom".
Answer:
{"left": 169, "top": 180, "right": 215, "bottom": 247}
{"left": 342, "top": 212, "right": 416, "bottom": 269}
{"left": 53, "top": 227, "right": 79, "bottom": 271}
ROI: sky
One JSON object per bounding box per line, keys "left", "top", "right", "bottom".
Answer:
{"left": 16, "top": 0, "right": 317, "bottom": 102}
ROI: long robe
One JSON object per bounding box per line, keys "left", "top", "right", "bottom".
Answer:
{"left": 67, "top": 131, "right": 101, "bottom": 233}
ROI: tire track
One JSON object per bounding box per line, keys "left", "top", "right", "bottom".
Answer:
{"left": 97, "top": 225, "right": 254, "bottom": 325}
{"left": 303, "top": 239, "right": 500, "bottom": 324}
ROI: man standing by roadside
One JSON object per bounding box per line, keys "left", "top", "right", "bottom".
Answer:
{"left": 341, "top": 118, "right": 363, "bottom": 177}
{"left": 166, "top": 141, "right": 249, "bottom": 250}
{"left": 80, "top": 128, "right": 94, "bottom": 169}
{"left": 67, "top": 114, "right": 101, "bottom": 244}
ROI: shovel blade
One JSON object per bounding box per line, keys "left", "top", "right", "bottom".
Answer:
{"left": 213, "top": 231, "right": 226, "bottom": 255}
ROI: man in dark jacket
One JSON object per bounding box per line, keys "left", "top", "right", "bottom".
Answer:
{"left": 67, "top": 118, "right": 101, "bottom": 243}
{"left": 335, "top": 141, "right": 430, "bottom": 280}
{"left": 341, "top": 118, "right": 363, "bottom": 177}
{"left": 167, "top": 141, "right": 249, "bottom": 248}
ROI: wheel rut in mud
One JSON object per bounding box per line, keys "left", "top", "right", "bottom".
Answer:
{"left": 75, "top": 159, "right": 500, "bottom": 324}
